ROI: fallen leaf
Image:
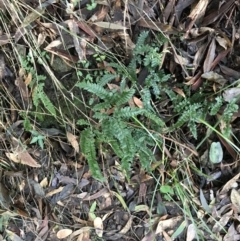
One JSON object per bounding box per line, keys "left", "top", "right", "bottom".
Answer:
{"left": 67, "top": 132, "right": 79, "bottom": 153}
{"left": 216, "top": 36, "right": 228, "bottom": 49}
{"left": 93, "top": 22, "right": 128, "bottom": 30}
{"left": 40, "top": 177, "right": 48, "bottom": 188}
{"left": 230, "top": 189, "right": 240, "bottom": 212}
{"left": 6, "top": 152, "right": 40, "bottom": 168}
{"left": 209, "top": 142, "right": 223, "bottom": 164}
{"left": 223, "top": 88, "right": 240, "bottom": 102}
{"left": 25, "top": 72, "right": 32, "bottom": 86}
{"left": 57, "top": 229, "right": 73, "bottom": 239}
{"left": 204, "top": 38, "right": 216, "bottom": 73}
{"left": 220, "top": 173, "right": 240, "bottom": 194}
{"left": 45, "top": 186, "right": 64, "bottom": 197}
{"left": 186, "top": 224, "right": 196, "bottom": 241}
{"left": 200, "top": 189, "right": 211, "bottom": 213}
{"left": 133, "top": 96, "right": 143, "bottom": 108}
{"left": 94, "top": 217, "right": 103, "bottom": 237}
{"left": 156, "top": 216, "right": 183, "bottom": 234}
{"left": 119, "top": 216, "right": 132, "bottom": 234}
{"left": 174, "top": 54, "right": 189, "bottom": 65}
{"left": 213, "top": 210, "right": 233, "bottom": 232}
{"left": 21, "top": 8, "right": 45, "bottom": 28}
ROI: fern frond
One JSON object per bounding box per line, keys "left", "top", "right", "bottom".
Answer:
{"left": 77, "top": 82, "right": 110, "bottom": 99}
{"left": 33, "top": 83, "right": 56, "bottom": 118}
{"left": 98, "top": 74, "right": 117, "bottom": 86}
{"left": 114, "top": 88, "right": 135, "bottom": 106}
{"left": 143, "top": 110, "right": 165, "bottom": 127}
{"left": 114, "top": 107, "right": 145, "bottom": 119}
{"left": 80, "top": 128, "right": 104, "bottom": 181}
{"left": 209, "top": 97, "right": 223, "bottom": 115}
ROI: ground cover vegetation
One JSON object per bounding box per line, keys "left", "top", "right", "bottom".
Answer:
{"left": 0, "top": 0, "right": 240, "bottom": 240}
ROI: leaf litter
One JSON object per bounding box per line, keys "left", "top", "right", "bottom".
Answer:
{"left": 0, "top": 0, "right": 239, "bottom": 240}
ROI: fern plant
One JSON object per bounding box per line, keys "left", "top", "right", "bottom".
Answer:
{"left": 77, "top": 31, "right": 239, "bottom": 180}
{"left": 19, "top": 52, "right": 57, "bottom": 123}
{"left": 77, "top": 31, "right": 170, "bottom": 180}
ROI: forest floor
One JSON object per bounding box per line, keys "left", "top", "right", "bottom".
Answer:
{"left": 0, "top": 0, "right": 240, "bottom": 240}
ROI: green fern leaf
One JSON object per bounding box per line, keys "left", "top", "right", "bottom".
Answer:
{"left": 77, "top": 82, "right": 110, "bottom": 99}
{"left": 33, "top": 83, "right": 56, "bottom": 118}
{"left": 80, "top": 128, "right": 104, "bottom": 181}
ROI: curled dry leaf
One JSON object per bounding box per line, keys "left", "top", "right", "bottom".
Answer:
{"left": 57, "top": 229, "right": 73, "bottom": 239}
{"left": 203, "top": 38, "right": 216, "bottom": 73}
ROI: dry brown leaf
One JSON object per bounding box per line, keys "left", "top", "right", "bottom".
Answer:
{"left": 202, "top": 0, "right": 235, "bottom": 25}
{"left": 192, "top": 44, "right": 208, "bottom": 74}
{"left": 70, "top": 227, "right": 91, "bottom": 241}
{"left": 119, "top": 216, "right": 132, "bottom": 234}
{"left": 138, "top": 19, "right": 179, "bottom": 34}
{"left": 133, "top": 96, "right": 143, "bottom": 108}
{"left": 163, "top": 0, "right": 176, "bottom": 22}
{"left": 6, "top": 152, "right": 40, "bottom": 168}
{"left": 156, "top": 216, "right": 183, "bottom": 234}
{"left": 219, "top": 65, "right": 240, "bottom": 79}
{"left": 172, "top": 87, "right": 186, "bottom": 98}
{"left": 21, "top": 8, "right": 45, "bottom": 28}
{"left": 24, "top": 72, "right": 32, "bottom": 86}
{"left": 107, "top": 83, "right": 120, "bottom": 91}
{"left": 204, "top": 38, "right": 216, "bottom": 73}
{"left": 68, "top": 19, "right": 86, "bottom": 61}
{"left": 89, "top": 6, "right": 109, "bottom": 22}
{"left": 66, "top": 132, "right": 79, "bottom": 153}
{"left": 93, "top": 22, "right": 127, "bottom": 30}
{"left": 216, "top": 36, "right": 228, "bottom": 50}
{"left": 37, "top": 32, "right": 47, "bottom": 46}
{"left": 186, "top": 0, "right": 209, "bottom": 31}
{"left": 174, "top": 54, "right": 189, "bottom": 65}
{"left": 76, "top": 20, "right": 97, "bottom": 38}
{"left": 57, "top": 229, "right": 73, "bottom": 239}
{"left": 15, "top": 77, "right": 29, "bottom": 98}
{"left": 213, "top": 210, "right": 233, "bottom": 232}
{"left": 220, "top": 173, "right": 240, "bottom": 194}
{"left": 223, "top": 223, "right": 240, "bottom": 241}
{"left": 201, "top": 71, "right": 227, "bottom": 86}
{"left": 45, "top": 186, "right": 64, "bottom": 197}
{"left": 94, "top": 217, "right": 103, "bottom": 237}
{"left": 40, "top": 177, "right": 48, "bottom": 188}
